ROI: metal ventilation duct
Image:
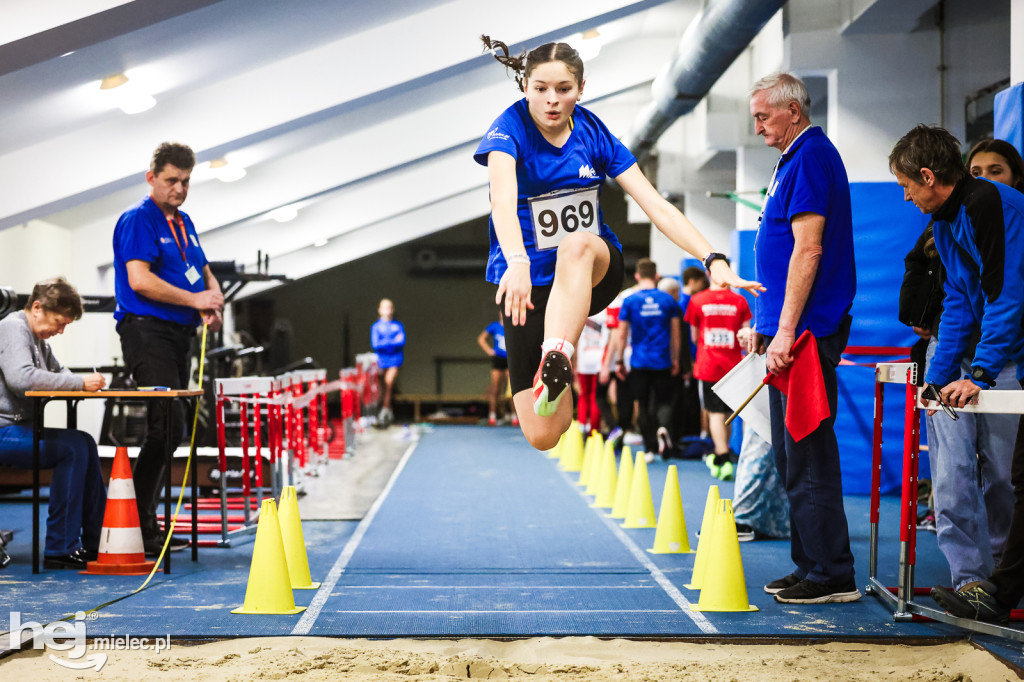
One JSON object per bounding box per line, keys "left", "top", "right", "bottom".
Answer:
{"left": 624, "top": 0, "right": 787, "bottom": 161}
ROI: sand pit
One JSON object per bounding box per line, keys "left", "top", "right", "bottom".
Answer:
{"left": 0, "top": 636, "right": 1017, "bottom": 681}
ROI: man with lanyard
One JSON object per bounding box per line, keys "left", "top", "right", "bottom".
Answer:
{"left": 112, "top": 142, "right": 224, "bottom": 556}
{"left": 746, "top": 73, "right": 859, "bottom": 604}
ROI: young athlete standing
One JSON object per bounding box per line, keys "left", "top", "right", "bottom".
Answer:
{"left": 475, "top": 37, "right": 762, "bottom": 450}
{"left": 371, "top": 298, "right": 405, "bottom": 427}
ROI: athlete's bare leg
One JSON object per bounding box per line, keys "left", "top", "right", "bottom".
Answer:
{"left": 519, "top": 233, "right": 612, "bottom": 449}
{"left": 382, "top": 367, "right": 399, "bottom": 411}
{"left": 543, "top": 232, "right": 611, "bottom": 344}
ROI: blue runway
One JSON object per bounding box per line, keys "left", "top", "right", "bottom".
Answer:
{"left": 0, "top": 425, "right": 1019, "bottom": 668}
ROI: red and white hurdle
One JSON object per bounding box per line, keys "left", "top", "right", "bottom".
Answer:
{"left": 867, "top": 361, "right": 1024, "bottom": 641}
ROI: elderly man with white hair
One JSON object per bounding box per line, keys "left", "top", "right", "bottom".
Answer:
{"left": 745, "top": 72, "right": 859, "bottom": 605}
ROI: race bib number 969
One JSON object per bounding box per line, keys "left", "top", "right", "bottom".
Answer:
{"left": 528, "top": 187, "right": 601, "bottom": 251}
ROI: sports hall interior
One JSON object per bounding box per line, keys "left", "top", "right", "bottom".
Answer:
{"left": 2, "top": 0, "right": 1024, "bottom": 677}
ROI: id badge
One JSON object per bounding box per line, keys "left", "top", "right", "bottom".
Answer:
{"left": 184, "top": 265, "right": 201, "bottom": 285}
{"left": 528, "top": 186, "right": 601, "bottom": 251}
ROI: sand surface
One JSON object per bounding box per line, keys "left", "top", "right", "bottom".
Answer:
{"left": 0, "top": 636, "right": 1017, "bottom": 681}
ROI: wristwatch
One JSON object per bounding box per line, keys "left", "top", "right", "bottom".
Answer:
{"left": 969, "top": 366, "right": 995, "bottom": 387}
{"left": 703, "top": 252, "right": 727, "bottom": 270}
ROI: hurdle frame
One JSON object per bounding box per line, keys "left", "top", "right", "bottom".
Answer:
{"left": 213, "top": 376, "right": 275, "bottom": 546}
{"left": 867, "top": 361, "right": 1024, "bottom": 642}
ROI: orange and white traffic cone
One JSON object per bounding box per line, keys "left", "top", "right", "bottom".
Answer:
{"left": 81, "top": 447, "right": 157, "bottom": 576}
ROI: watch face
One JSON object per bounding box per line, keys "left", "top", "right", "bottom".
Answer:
{"left": 972, "top": 368, "right": 983, "bottom": 378}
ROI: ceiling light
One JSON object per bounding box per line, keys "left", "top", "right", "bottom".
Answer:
{"left": 208, "top": 158, "right": 246, "bottom": 183}
{"left": 268, "top": 205, "right": 299, "bottom": 223}
{"left": 100, "top": 73, "right": 155, "bottom": 114}
{"left": 574, "top": 32, "right": 602, "bottom": 62}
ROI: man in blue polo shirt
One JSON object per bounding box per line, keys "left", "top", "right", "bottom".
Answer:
{"left": 616, "top": 258, "right": 680, "bottom": 460}
{"left": 112, "top": 142, "right": 224, "bottom": 556}
{"left": 747, "top": 73, "right": 859, "bottom": 605}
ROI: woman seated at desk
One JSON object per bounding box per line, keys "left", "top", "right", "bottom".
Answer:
{"left": 0, "top": 277, "right": 107, "bottom": 569}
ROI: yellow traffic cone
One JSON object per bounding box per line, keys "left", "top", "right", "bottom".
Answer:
{"left": 621, "top": 451, "right": 657, "bottom": 528}
{"left": 691, "top": 499, "right": 758, "bottom": 612}
{"left": 232, "top": 498, "right": 305, "bottom": 615}
{"left": 547, "top": 430, "right": 564, "bottom": 459}
{"left": 278, "top": 486, "right": 321, "bottom": 590}
{"left": 608, "top": 446, "right": 634, "bottom": 519}
{"left": 577, "top": 434, "right": 595, "bottom": 486}
{"left": 647, "top": 465, "right": 694, "bottom": 554}
{"left": 585, "top": 432, "right": 605, "bottom": 495}
{"left": 592, "top": 440, "right": 618, "bottom": 509}
{"left": 685, "top": 485, "right": 720, "bottom": 589}
{"left": 560, "top": 426, "right": 584, "bottom": 472}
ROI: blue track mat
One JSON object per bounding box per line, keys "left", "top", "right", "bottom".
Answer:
{"left": 2, "top": 424, "right": 1020, "bottom": 667}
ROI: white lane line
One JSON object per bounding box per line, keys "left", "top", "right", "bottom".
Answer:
{"left": 291, "top": 441, "right": 418, "bottom": 635}
{"left": 335, "top": 581, "right": 655, "bottom": 585}
{"left": 312, "top": 609, "right": 682, "bottom": 614}
{"left": 557, "top": 468, "right": 717, "bottom": 634}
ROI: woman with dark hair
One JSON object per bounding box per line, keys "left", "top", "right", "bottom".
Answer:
{"left": 967, "top": 138, "right": 1024, "bottom": 191}
{"left": 0, "top": 278, "right": 107, "bottom": 569}
{"left": 475, "top": 37, "right": 763, "bottom": 450}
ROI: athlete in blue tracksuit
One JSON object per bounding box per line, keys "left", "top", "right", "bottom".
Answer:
{"left": 371, "top": 298, "right": 405, "bottom": 426}
{"left": 891, "top": 124, "right": 1024, "bottom": 623}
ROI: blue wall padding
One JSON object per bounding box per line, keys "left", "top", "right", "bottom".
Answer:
{"left": 835, "top": 363, "right": 930, "bottom": 494}
{"left": 730, "top": 182, "right": 932, "bottom": 493}
{"left": 846, "top": 182, "right": 928, "bottom": 349}
{"left": 995, "top": 82, "right": 1024, "bottom": 156}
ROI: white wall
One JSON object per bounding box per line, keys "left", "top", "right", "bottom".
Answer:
{"left": 1014, "top": 0, "right": 1024, "bottom": 85}
{"left": 0, "top": 219, "right": 109, "bottom": 430}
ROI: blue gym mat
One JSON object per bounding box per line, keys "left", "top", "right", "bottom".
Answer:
{"left": 2, "top": 424, "right": 1020, "bottom": 670}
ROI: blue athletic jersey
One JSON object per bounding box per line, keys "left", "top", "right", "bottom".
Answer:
{"left": 474, "top": 100, "right": 633, "bottom": 286}
{"left": 485, "top": 321, "right": 507, "bottom": 359}
{"left": 113, "top": 196, "right": 210, "bottom": 326}
{"left": 927, "top": 177, "right": 1024, "bottom": 386}
{"left": 618, "top": 288, "right": 680, "bottom": 370}
{"left": 371, "top": 319, "right": 406, "bottom": 369}
{"left": 754, "top": 127, "right": 856, "bottom": 337}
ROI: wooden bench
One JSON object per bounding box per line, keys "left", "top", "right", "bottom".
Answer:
{"left": 394, "top": 393, "right": 489, "bottom": 422}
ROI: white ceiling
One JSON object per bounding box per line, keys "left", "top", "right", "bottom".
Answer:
{"left": 0, "top": 0, "right": 699, "bottom": 295}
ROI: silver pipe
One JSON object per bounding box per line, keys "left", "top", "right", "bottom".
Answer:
{"left": 624, "top": 0, "right": 788, "bottom": 161}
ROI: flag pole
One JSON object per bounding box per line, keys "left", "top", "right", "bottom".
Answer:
{"left": 725, "top": 379, "right": 768, "bottom": 425}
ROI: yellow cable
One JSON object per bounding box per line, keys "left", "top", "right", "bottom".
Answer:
{"left": 134, "top": 322, "right": 208, "bottom": 592}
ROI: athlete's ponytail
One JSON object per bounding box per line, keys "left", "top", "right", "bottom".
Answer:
{"left": 481, "top": 35, "right": 584, "bottom": 93}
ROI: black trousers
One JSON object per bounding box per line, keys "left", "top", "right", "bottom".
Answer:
{"left": 628, "top": 368, "right": 673, "bottom": 454}
{"left": 117, "top": 315, "right": 193, "bottom": 535}
{"left": 989, "top": 378, "right": 1024, "bottom": 607}
{"left": 765, "top": 315, "right": 854, "bottom": 585}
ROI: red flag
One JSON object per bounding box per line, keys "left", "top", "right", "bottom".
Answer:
{"left": 762, "top": 330, "right": 830, "bottom": 441}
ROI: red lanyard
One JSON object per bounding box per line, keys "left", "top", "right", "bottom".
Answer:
{"left": 165, "top": 214, "right": 189, "bottom": 263}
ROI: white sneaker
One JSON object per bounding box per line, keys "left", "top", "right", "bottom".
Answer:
{"left": 623, "top": 431, "right": 644, "bottom": 447}
{"left": 656, "top": 427, "right": 672, "bottom": 455}
{"left": 644, "top": 451, "right": 655, "bottom": 464}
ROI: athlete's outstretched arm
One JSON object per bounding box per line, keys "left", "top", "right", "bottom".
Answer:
{"left": 614, "top": 164, "right": 764, "bottom": 296}
{"left": 488, "top": 150, "right": 534, "bottom": 325}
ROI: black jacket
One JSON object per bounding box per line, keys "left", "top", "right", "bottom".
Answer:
{"left": 899, "top": 222, "right": 944, "bottom": 333}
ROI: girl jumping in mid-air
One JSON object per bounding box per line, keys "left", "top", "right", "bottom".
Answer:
{"left": 475, "top": 36, "right": 763, "bottom": 450}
